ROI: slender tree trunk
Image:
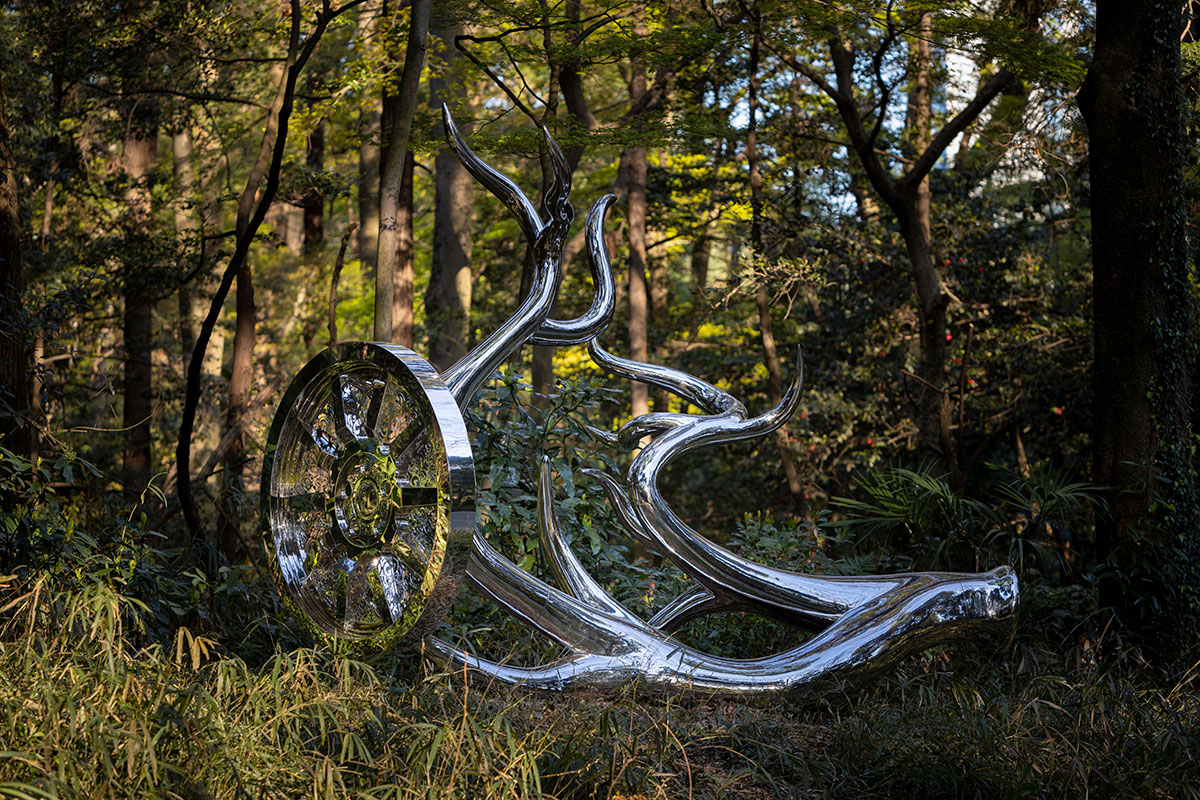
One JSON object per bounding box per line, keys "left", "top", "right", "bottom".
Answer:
{"left": 174, "top": 127, "right": 199, "bottom": 361}
{"left": 901, "top": 12, "right": 951, "bottom": 462}
{"left": 625, "top": 145, "right": 650, "bottom": 419}
{"left": 426, "top": 23, "right": 474, "bottom": 369}
{"left": 391, "top": 151, "right": 414, "bottom": 346}
{"left": 690, "top": 227, "right": 711, "bottom": 322}
{"left": 0, "top": 87, "right": 28, "bottom": 459}
{"left": 1078, "top": 0, "right": 1198, "bottom": 638}
{"left": 303, "top": 120, "right": 325, "bottom": 251}
{"left": 375, "top": 0, "right": 431, "bottom": 341}
{"left": 357, "top": 5, "right": 381, "bottom": 267}
{"left": 122, "top": 121, "right": 157, "bottom": 493}
{"left": 174, "top": 124, "right": 225, "bottom": 466}
{"left": 747, "top": 25, "right": 803, "bottom": 512}
{"left": 219, "top": 222, "right": 256, "bottom": 561}
{"left": 426, "top": 148, "right": 475, "bottom": 368}
{"left": 623, "top": 2, "right": 651, "bottom": 419}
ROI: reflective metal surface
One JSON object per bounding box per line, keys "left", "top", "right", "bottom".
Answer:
{"left": 262, "top": 342, "right": 475, "bottom": 646}
{"left": 265, "top": 110, "right": 1019, "bottom": 696}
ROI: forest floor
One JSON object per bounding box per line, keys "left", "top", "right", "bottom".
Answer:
{"left": 2, "top": 570, "right": 1198, "bottom": 799}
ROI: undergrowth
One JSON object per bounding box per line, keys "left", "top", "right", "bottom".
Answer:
{"left": 1, "top": 430, "right": 1198, "bottom": 798}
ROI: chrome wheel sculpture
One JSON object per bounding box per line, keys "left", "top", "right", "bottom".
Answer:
{"left": 262, "top": 342, "right": 475, "bottom": 646}
{"left": 263, "top": 106, "right": 1019, "bottom": 694}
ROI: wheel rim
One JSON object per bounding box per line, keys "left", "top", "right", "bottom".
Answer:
{"left": 262, "top": 342, "right": 475, "bottom": 644}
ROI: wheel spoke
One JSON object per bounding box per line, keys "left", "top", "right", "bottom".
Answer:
{"left": 375, "top": 555, "right": 409, "bottom": 622}
{"left": 276, "top": 492, "right": 330, "bottom": 514}
{"left": 328, "top": 373, "right": 355, "bottom": 445}
{"left": 366, "top": 377, "right": 386, "bottom": 435}
{"left": 390, "top": 422, "right": 429, "bottom": 473}
{"left": 400, "top": 487, "right": 438, "bottom": 508}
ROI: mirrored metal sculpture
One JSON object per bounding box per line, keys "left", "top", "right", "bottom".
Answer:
{"left": 263, "top": 107, "right": 1018, "bottom": 694}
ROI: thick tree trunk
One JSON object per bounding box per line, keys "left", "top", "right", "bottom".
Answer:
{"left": 375, "top": 0, "right": 431, "bottom": 341}
{"left": 426, "top": 23, "right": 474, "bottom": 369}
{"left": 122, "top": 123, "right": 156, "bottom": 493}
{"left": 0, "top": 87, "right": 28, "bottom": 459}
{"left": 426, "top": 148, "right": 475, "bottom": 368}
{"left": 1078, "top": 0, "right": 1198, "bottom": 636}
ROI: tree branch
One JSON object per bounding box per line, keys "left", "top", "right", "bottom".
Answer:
{"left": 902, "top": 67, "right": 1013, "bottom": 190}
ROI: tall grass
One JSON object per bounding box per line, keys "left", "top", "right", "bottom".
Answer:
{"left": 2, "top": 567, "right": 1198, "bottom": 799}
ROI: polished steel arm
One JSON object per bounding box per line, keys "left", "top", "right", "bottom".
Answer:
{"left": 440, "top": 107, "right": 573, "bottom": 408}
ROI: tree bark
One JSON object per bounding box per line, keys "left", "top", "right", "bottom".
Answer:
{"left": 747, "top": 24, "right": 804, "bottom": 512}
{"left": 625, "top": 145, "right": 651, "bottom": 419}
{"left": 391, "top": 151, "right": 415, "bottom": 347}
{"left": 690, "top": 226, "right": 711, "bottom": 323}
{"left": 375, "top": 0, "right": 431, "bottom": 342}
{"left": 303, "top": 119, "right": 325, "bottom": 251}
{"left": 357, "top": 4, "right": 381, "bottom": 267}
{"left": 0, "top": 86, "right": 28, "bottom": 459}
{"left": 1078, "top": 0, "right": 1198, "bottom": 636}
{"left": 900, "top": 12, "right": 953, "bottom": 463}
{"left": 122, "top": 118, "right": 157, "bottom": 493}
{"left": 623, "top": 1, "right": 650, "bottom": 419}
{"left": 426, "top": 22, "right": 474, "bottom": 369}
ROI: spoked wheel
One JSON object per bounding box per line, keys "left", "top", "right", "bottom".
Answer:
{"left": 262, "top": 342, "right": 475, "bottom": 646}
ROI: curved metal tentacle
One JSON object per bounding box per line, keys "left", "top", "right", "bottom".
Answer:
{"left": 531, "top": 194, "right": 619, "bottom": 346}
{"left": 465, "top": 530, "right": 624, "bottom": 652}
{"left": 442, "top": 122, "right": 575, "bottom": 408}
{"left": 588, "top": 339, "right": 745, "bottom": 416}
{"left": 581, "top": 467, "right": 658, "bottom": 551}
{"left": 540, "top": 125, "right": 572, "bottom": 229}
{"left": 610, "top": 349, "right": 908, "bottom": 622}
{"left": 441, "top": 105, "right": 541, "bottom": 242}
{"left": 646, "top": 584, "right": 732, "bottom": 631}
{"left": 616, "top": 412, "right": 707, "bottom": 447}
{"left": 537, "top": 458, "right": 642, "bottom": 622}
{"left": 426, "top": 566, "right": 1019, "bottom": 695}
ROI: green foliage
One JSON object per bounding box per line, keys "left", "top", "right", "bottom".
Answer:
{"left": 832, "top": 462, "right": 1101, "bottom": 576}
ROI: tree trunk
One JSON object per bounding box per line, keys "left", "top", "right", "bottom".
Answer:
{"left": 303, "top": 120, "right": 325, "bottom": 251}
{"left": 357, "top": 5, "right": 381, "bottom": 267}
{"left": 426, "top": 23, "right": 474, "bottom": 370}
{"left": 375, "top": 0, "right": 431, "bottom": 341}
{"left": 747, "top": 26, "right": 803, "bottom": 512}
{"left": 426, "top": 148, "right": 475, "bottom": 369}
{"left": 174, "top": 124, "right": 225, "bottom": 466}
{"left": 391, "top": 151, "right": 415, "bottom": 347}
{"left": 899, "top": 11, "right": 952, "bottom": 463}
{"left": 122, "top": 121, "right": 157, "bottom": 494}
{"left": 690, "top": 226, "right": 711, "bottom": 322}
{"left": 218, "top": 223, "right": 256, "bottom": 561}
{"left": 174, "top": 126, "right": 199, "bottom": 362}
{"left": 622, "top": 2, "right": 651, "bottom": 419}
{"left": 1078, "top": 0, "right": 1198, "bottom": 638}
{"left": 625, "top": 145, "right": 651, "bottom": 419}
{"left": 0, "top": 87, "right": 28, "bottom": 459}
